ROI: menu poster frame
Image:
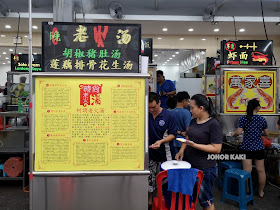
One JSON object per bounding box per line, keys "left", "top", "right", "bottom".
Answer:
{"left": 220, "top": 40, "right": 273, "bottom": 66}
{"left": 34, "top": 75, "right": 147, "bottom": 172}
{"left": 42, "top": 22, "right": 141, "bottom": 73}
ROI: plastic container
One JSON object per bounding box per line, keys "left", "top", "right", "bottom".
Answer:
{"left": 18, "top": 97, "right": 23, "bottom": 113}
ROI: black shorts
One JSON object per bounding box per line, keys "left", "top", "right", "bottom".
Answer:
{"left": 240, "top": 149, "right": 265, "bottom": 160}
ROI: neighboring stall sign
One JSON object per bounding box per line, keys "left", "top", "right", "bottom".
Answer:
{"left": 221, "top": 40, "right": 273, "bottom": 66}
{"left": 141, "top": 38, "right": 153, "bottom": 63}
{"left": 35, "top": 77, "right": 145, "bottom": 171}
{"left": 11, "top": 54, "right": 42, "bottom": 72}
{"left": 42, "top": 22, "right": 141, "bottom": 73}
{"left": 224, "top": 71, "right": 276, "bottom": 114}
{"left": 205, "top": 57, "right": 220, "bottom": 75}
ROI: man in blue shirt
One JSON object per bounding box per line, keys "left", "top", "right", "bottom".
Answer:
{"left": 171, "top": 91, "right": 192, "bottom": 155}
{"left": 157, "top": 70, "right": 176, "bottom": 109}
{"left": 148, "top": 92, "right": 177, "bottom": 207}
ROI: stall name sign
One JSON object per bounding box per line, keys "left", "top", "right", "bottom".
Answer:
{"left": 224, "top": 71, "right": 276, "bottom": 114}
{"left": 141, "top": 38, "right": 153, "bottom": 63}
{"left": 221, "top": 40, "right": 273, "bottom": 66}
{"left": 42, "top": 22, "right": 141, "bottom": 72}
{"left": 11, "top": 54, "right": 42, "bottom": 72}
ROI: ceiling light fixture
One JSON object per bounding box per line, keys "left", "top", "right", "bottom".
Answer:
{"left": 34, "top": 53, "right": 37, "bottom": 55}
{"left": 177, "top": 64, "right": 179, "bottom": 65}
{"left": 188, "top": 28, "right": 194, "bottom": 32}
{"left": 158, "top": 37, "right": 162, "bottom": 40}
{"left": 239, "top": 28, "right": 245, "bottom": 32}
{"left": 163, "top": 64, "right": 165, "bottom": 65}
{"left": 169, "top": 57, "right": 172, "bottom": 59}
{"left": 32, "top": 25, "right": 38, "bottom": 29}
{"left": 3, "top": 52, "right": 6, "bottom": 54}
{"left": 5, "top": 57, "right": 9, "bottom": 59}
{"left": 3, "top": 63, "right": 6, "bottom": 65}
{"left": 175, "top": 52, "right": 179, "bottom": 54}
{"left": 154, "top": 54, "right": 158, "bottom": 57}
{"left": 179, "top": 38, "right": 184, "bottom": 40}
{"left": 162, "top": 28, "right": 168, "bottom": 31}
{"left": 8, "top": 61, "right": 10, "bottom": 63}
{"left": 167, "top": 60, "right": 170, "bottom": 62}
{"left": 24, "top": 35, "right": 28, "bottom": 38}
{"left": 202, "top": 38, "right": 206, "bottom": 41}
{"left": 5, "top": 25, "right": 11, "bottom": 29}
{"left": 172, "top": 55, "right": 175, "bottom": 57}
{"left": 214, "top": 29, "right": 219, "bottom": 32}
{"left": 9, "top": 49, "right": 13, "bottom": 51}
{"left": 1, "top": 35, "right": 5, "bottom": 37}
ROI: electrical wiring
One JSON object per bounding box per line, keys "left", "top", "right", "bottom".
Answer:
{"left": 14, "top": 12, "right": 20, "bottom": 55}
{"left": 260, "top": 0, "right": 277, "bottom": 65}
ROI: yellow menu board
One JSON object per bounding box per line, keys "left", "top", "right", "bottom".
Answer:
{"left": 224, "top": 71, "right": 276, "bottom": 114}
{"left": 35, "top": 77, "right": 145, "bottom": 171}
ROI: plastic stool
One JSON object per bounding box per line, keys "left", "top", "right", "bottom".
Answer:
{"left": 221, "top": 168, "right": 254, "bottom": 210}
{"left": 0, "top": 163, "right": 7, "bottom": 177}
{"left": 218, "top": 161, "right": 242, "bottom": 189}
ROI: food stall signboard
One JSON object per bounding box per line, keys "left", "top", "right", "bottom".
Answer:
{"left": 221, "top": 40, "right": 273, "bottom": 66}
{"left": 141, "top": 38, "right": 153, "bottom": 63}
{"left": 42, "top": 22, "right": 141, "bottom": 73}
{"left": 35, "top": 77, "right": 145, "bottom": 171}
{"left": 224, "top": 71, "right": 276, "bottom": 114}
{"left": 11, "top": 54, "right": 42, "bottom": 72}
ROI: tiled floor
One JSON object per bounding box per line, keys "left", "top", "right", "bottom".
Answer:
{"left": 0, "top": 179, "right": 280, "bottom": 210}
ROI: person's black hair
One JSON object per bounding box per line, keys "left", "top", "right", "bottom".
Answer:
{"left": 177, "top": 91, "right": 190, "bottom": 103}
{"left": 156, "top": 70, "right": 164, "bottom": 76}
{"left": 167, "top": 95, "right": 177, "bottom": 110}
{"left": 191, "top": 94, "right": 216, "bottom": 117}
{"left": 246, "top": 99, "right": 260, "bottom": 122}
{"left": 5, "top": 82, "right": 7, "bottom": 86}
{"left": 149, "top": 92, "right": 160, "bottom": 104}
{"left": 20, "top": 76, "right": 26, "bottom": 83}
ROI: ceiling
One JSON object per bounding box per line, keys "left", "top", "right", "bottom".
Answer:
{"left": 0, "top": 0, "right": 280, "bottom": 66}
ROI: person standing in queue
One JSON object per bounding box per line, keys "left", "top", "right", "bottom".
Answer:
{"left": 157, "top": 70, "right": 176, "bottom": 109}
{"left": 176, "top": 94, "right": 222, "bottom": 210}
{"left": 171, "top": 91, "right": 192, "bottom": 155}
{"left": 232, "top": 99, "right": 269, "bottom": 198}
{"left": 148, "top": 92, "right": 177, "bottom": 207}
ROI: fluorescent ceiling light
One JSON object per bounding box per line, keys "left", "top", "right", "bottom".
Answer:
{"left": 32, "top": 25, "right": 38, "bottom": 29}
{"left": 1, "top": 35, "right": 5, "bottom": 37}
{"left": 3, "top": 63, "right": 6, "bottom": 64}
{"left": 5, "top": 25, "right": 11, "bottom": 29}
{"left": 188, "top": 28, "right": 194, "bottom": 32}
{"left": 162, "top": 28, "right": 168, "bottom": 31}
{"left": 24, "top": 35, "right": 28, "bottom": 38}
{"left": 239, "top": 28, "right": 245, "bottom": 32}
{"left": 202, "top": 38, "right": 206, "bottom": 41}
{"left": 177, "top": 64, "right": 179, "bottom": 65}
{"left": 9, "top": 49, "right": 13, "bottom": 51}
{"left": 154, "top": 54, "right": 158, "bottom": 57}
{"left": 172, "top": 55, "right": 175, "bottom": 57}
{"left": 214, "top": 29, "right": 219, "bottom": 32}
{"left": 167, "top": 60, "right": 170, "bottom": 62}
{"left": 175, "top": 52, "right": 179, "bottom": 54}
{"left": 3, "top": 52, "right": 6, "bottom": 54}
{"left": 5, "top": 57, "right": 9, "bottom": 59}
{"left": 179, "top": 38, "right": 184, "bottom": 40}
{"left": 158, "top": 37, "right": 162, "bottom": 40}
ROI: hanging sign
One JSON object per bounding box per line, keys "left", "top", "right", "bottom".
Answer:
{"left": 42, "top": 22, "right": 141, "bottom": 72}
{"left": 224, "top": 71, "right": 276, "bottom": 114}
{"left": 11, "top": 54, "right": 42, "bottom": 72}
{"left": 221, "top": 40, "right": 273, "bottom": 66}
